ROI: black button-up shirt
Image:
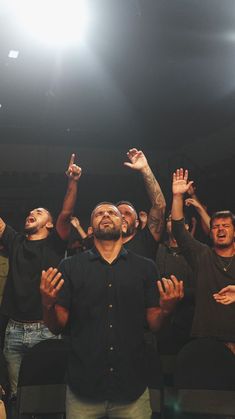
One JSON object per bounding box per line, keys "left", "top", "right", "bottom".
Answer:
{"left": 58, "top": 247, "right": 159, "bottom": 402}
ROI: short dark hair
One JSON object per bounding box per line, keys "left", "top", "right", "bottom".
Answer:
{"left": 210, "top": 210, "right": 235, "bottom": 229}
{"left": 115, "top": 200, "right": 138, "bottom": 215}
{"left": 116, "top": 200, "right": 136, "bottom": 209}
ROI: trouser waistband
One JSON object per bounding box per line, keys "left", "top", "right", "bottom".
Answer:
{"left": 9, "top": 319, "right": 44, "bottom": 328}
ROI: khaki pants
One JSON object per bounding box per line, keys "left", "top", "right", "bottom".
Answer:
{"left": 66, "top": 387, "right": 152, "bottom": 419}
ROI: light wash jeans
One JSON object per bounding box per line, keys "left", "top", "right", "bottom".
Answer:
{"left": 66, "top": 386, "right": 152, "bottom": 419}
{"left": 3, "top": 319, "right": 59, "bottom": 397}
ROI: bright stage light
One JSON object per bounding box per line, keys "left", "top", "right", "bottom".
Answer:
{"left": 8, "top": 0, "right": 90, "bottom": 47}
{"left": 8, "top": 50, "right": 19, "bottom": 58}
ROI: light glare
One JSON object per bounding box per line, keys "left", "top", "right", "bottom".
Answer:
{"left": 8, "top": 50, "right": 19, "bottom": 58}
{"left": 9, "top": 0, "right": 89, "bottom": 47}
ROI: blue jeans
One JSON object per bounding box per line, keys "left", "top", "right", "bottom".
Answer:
{"left": 66, "top": 386, "right": 152, "bottom": 419}
{"left": 3, "top": 319, "right": 59, "bottom": 397}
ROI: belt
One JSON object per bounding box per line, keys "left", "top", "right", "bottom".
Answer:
{"left": 11, "top": 319, "right": 44, "bottom": 324}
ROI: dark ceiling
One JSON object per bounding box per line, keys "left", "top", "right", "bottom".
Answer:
{"left": 1, "top": 0, "right": 235, "bottom": 150}
{"left": 0, "top": 0, "right": 235, "bottom": 226}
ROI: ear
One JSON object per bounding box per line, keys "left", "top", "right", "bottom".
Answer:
{"left": 185, "top": 223, "right": 189, "bottom": 231}
{"left": 46, "top": 221, "right": 54, "bottom": 230}
{"left": 135, "top": 219, "right": 139, "bottom": 228}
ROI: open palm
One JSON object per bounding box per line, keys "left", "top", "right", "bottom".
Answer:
{"left": 124, "top": 148, "right": 148, "bottom": 171}
{"left": 172, "top": 169, "right": 193, "bottom": 195}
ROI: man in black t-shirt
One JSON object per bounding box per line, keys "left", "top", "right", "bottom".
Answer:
{"left": 171, "top": 169, "right": 235, "bottom": 360}
{"left": 0, "top": 154, "right": 81, "bottom": 398}
{"left": 116, "top": 148, "right": 166, "bottom": 260}
{"left": 40, "top": 202, "right": 184, "bottom": 419}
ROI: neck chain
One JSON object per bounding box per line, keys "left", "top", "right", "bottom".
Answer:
{"left": 216, "top": 254, "right": 234, "bottom": 272}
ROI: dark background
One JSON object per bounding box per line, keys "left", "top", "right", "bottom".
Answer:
{"left": 0, "top": 0, "right": 234, "bottom": 230}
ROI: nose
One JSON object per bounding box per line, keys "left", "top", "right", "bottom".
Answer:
{"left": 103, "top": 211, "right": 110, "bottom": 217}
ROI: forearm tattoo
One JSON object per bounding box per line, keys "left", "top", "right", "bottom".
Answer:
{"left": 142, "top": 169, "right": 166, "bottom": 234}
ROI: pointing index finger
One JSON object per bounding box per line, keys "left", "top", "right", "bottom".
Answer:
{"left": 68, "top": 153, "right": 75, "bottom": 167}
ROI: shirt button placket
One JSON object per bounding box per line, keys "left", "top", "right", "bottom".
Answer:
{"left": 107, "top": 267, "right": 115, "bottom": 376}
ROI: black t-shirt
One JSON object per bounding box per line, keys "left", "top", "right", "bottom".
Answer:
{"left": 1, "top": 225, "right": 66, "bottom": 321}
{"left": 57, "top": 247, "right": 159, "bottom": 402}
{"left": 172, "top": 219, "right": 235, "bottom": 341}
{"left": 123, "top": 226, "right": 158, "bottom": 261}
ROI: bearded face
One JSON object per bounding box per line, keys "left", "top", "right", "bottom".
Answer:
{"left": 91, "top": 204, "right": 123, "bottom": 241}
{"left": 117, "top": 204, "right": 138, "bottom": 238}
{"left": 93, "top": 226, "right": 121, "bottom": 241}
{"left": 121, "top": 218, "right": 137, "bottom": 238}
{"left": 211, "top": 217, "right": 235, "bottom": 249}
{"left": 24, "top": 208, "right": 53, "bottom": 235}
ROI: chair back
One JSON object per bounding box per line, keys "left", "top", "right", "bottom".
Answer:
{"left": 174, "top": 338, "right": 235, "bottom": 417}
{"left": 16, "top": 338, "right": 68, "bottom": 418}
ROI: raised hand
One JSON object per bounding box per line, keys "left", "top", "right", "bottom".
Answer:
{"left": 185, "top": 197, "right": 203, "bottom": 210}
{"left": 124, "top": 148, "right": 148, "bottom": 172}
{"left": 65, "top": 153, "right": 82, "bottom": 181}
{"left": 172, "top": 168, "right": 194, "bottom": 195}
{"left": 40, "top": 267, "right": 64, "bottom": 309}
{"left": 187, "top": 183, "right": 196, "bottom": 197}
{"left": 70, "top": 216, "right": 80, "bottom": 229}
{"left": 157, "top": 275, "right": 184, "bottom": 315}
{"left": 213, "top": 285, "right": 235, "bottom": 305}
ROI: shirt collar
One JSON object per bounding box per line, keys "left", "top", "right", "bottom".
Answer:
{"left": 88, "top": 246, "right": 128, "bottom": 262}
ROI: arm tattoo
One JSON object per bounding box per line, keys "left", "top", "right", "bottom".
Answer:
{"left": 142, "top": 168, "right": 166, "bottom": 237}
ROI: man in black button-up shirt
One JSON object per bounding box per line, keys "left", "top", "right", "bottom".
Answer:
{"left": 40, "top": 202, "right": 183, "bottom": 418}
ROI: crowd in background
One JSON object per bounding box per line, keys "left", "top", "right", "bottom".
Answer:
{"left": 0, "top": 149, "right": 234, "bottom": 419}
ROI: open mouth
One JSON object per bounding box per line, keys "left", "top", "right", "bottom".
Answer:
{"left": 100, "top": 218, "right": 113, "bottom": 227}
{"left": 26, "top": 216, "right": 36, "bottom": 224}
{"left": 217, "top": 234, "right": 226, "bottom": 240}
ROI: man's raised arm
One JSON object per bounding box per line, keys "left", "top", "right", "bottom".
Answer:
{"left": 171, "top": 168, "right": 193, "bottom": 221}
{"left": 124, "top": 148, "right": 166, "bottom": 241}
{"left": 56, "top": 154, "right": 82, "bottom": 240}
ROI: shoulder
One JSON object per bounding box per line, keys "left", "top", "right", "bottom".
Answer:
{"left": 137, "top": 226, "right": 153, "bottom": 239}
{"left": 60, "top": 249, "right": 91, "bottom": 268}
{"left": 126, "top": 249, "right": 158, "bottom": 271}
{"left": 45, "top": 229, "right": 67, "bottom": 248}
{"left": 46, "top": 229, "right": 64, "bottom": 242}
{"left": 2, "top": 225, "right": 23, "bottom": 244}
